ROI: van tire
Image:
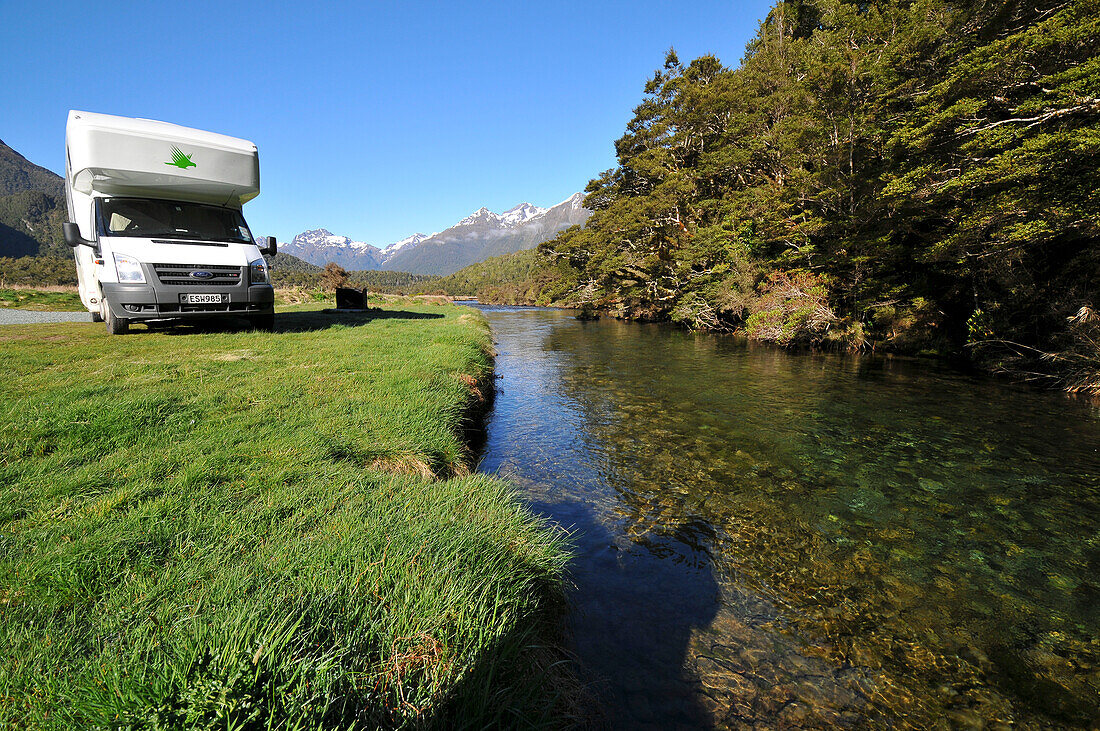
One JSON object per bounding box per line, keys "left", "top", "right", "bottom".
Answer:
{"left": 91, "top": 312, "right": 104, "bottom": 323}
{"left": 104, "top": 301, "right": 129, "bottom": 335}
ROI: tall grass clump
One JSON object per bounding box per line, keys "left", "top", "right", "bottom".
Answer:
{"left": 0, "top": 303, "right": 573, "bottom": 729}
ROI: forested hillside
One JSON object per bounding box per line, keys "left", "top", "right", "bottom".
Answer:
{"left": 533, "top": 0, "right": 1098, "bottom": 391}
{"left": 424, "top": 248, "right": 552, "bottom": 303}
{"left": 0, "top": 141, "right": 68, "bottom": 259}
{"left": 0, "top": 257, "right": 77, "bottom": 286}
{"left": 259, "top": 253, "right": 438, "bottom": 292}
{"left": 0, "top": 140, "right": 63, "bottom": 198}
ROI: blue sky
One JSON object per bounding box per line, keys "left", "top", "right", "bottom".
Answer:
{"left": 2, "top": 0, "right": 774, "bottom": 245}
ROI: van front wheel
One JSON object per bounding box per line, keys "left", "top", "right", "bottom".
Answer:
{"left": 104, "top": 300, "right": 129, "bottom": 335}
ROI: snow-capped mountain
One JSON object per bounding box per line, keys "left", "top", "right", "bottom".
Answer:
{"left": 382, "top": 193, "right": 590, "bottom": 275}
{"left": 456, "top": 202, "right": 547, "bottom": 228}
{"left": 383, "top": 232, "right": 431, "bottom": 255}
{"left": 280, "top": 229, "right": 387, "bottom": 270}
{"left": 500, "top": 202, "right": 546, "bottom": 225}
{"left": 283, "top": 193, "right": 591, "bottom": 275}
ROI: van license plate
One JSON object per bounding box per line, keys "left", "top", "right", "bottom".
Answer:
{"left": 181, "top": 293, "right": 226, "bottom": 304}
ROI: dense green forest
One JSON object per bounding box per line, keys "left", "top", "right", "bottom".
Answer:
{"left": 515, "top": 0, "right": 1099, "bottom": 392}
{"left": 423, "top": 248, "right": 549, "bottom": 303}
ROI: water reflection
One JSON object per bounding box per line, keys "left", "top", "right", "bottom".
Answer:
{"left": 476, "top": 306, "right": 1100, "bottom": 728}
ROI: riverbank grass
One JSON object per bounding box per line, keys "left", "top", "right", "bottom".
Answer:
{"left": 0, "top": 303, "right": 571, "bottom": 728}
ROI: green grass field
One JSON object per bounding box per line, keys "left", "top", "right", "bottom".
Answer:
{"left": 0, "top": 304, "right": 574, "bottom": 729}
{"left": 0, "top": 287, "right": 84, "bottom": 311}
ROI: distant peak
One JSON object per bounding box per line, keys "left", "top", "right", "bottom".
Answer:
{"left": 382, "top": 232, "right": 431, "bottom": 254}
{"left": 290, "top": 228, "right": 380, "bottom": 253}
{"left": 293, "top": 227, "right": 333, "bottom": 239}
{"left": 500, "top": 201, "right": 547, "bottom": 225}
{"left": 458, "top": 207, "right": 502, "bottom": 226}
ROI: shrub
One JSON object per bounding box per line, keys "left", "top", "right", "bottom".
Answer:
{"left": 743, "top": 270, "right": 837, "bottom": 345}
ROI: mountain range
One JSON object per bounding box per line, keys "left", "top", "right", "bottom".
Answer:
{"left": 281, "top": 230, "right": 427, "bottom": 272}
{"left": 283, "top": 193, "right": 591, "bottom": 275}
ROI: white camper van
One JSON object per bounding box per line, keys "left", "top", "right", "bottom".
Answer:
{"left": 63, "top": 111, "right": 276, "bottom": 334}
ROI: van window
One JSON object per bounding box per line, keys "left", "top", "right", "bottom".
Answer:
{"left": 97, "top": 197, "right": 254, "bottom": 243}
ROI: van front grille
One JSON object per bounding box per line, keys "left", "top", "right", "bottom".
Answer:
{"left": 153, "top": 263, "right": 243, "bottom": 286}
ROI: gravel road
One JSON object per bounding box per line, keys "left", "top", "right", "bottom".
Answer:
{"left": 0, "top": 309, "right": 92, "bottom": 325}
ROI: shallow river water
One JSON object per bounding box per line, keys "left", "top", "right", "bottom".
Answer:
{"left": 472, "top": 304, "right": 1100, "bottom": 729}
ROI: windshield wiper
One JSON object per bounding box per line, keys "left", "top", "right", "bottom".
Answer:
{"left": 148, "top": 233, "right": 248, "bottom": 244}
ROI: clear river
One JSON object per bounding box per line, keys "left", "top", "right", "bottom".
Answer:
{"left": 472, "top": 304, "right": 1100, "bottom": 729}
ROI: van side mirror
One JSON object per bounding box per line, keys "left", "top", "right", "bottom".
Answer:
{"left": 63, "top": 222, "right": 94, "bottom": 248}
{"left": 261, "top": 236, "right": 277, "bottom": 256}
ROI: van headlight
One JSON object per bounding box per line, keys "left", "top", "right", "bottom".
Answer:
{"left": 113, "top": 253, "right": 145, "bottom": 283}
{"left": 249, "top": 258, "right": 269, "bottom": 284}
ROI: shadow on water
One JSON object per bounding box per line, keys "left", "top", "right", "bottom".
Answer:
{"left": 540, "top": 493, "right": 720, "bottom": 729}
{"left": 478, "top": 309, "right": 722, "bottom": 728}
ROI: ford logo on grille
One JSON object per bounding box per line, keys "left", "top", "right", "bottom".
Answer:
{"left": 190, "top": 270, "right": 215, "bottom": 279}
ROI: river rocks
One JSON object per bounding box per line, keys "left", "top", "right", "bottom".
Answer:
{"left": 957, "top": 645, "right": 992, "bottom": 673}
{"left": 575, "top": 303, "right": 601, "bottom": 320}
{"left": 945, "top": 708, "right": 985, "bottom": 729}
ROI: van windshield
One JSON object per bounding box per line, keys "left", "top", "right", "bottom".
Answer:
{"left": 97, "top": 197, "right": 254, "bottom": 243}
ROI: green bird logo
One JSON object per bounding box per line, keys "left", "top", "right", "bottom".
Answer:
{"left": 165, "top": 146, "right": 196, "bottom": 169}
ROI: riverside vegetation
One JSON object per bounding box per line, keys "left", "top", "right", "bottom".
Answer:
{"left": 0, "top": 303, "right": 574, "bottom": 729}
{"left": 427, "top": 0, "right": 1100, "bottom": 394}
